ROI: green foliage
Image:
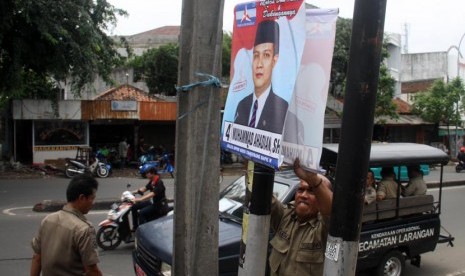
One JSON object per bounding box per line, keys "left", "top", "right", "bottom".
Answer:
{"left": 412, "top": 77, "right": 465, "bottom": 126}
{"left": 130, "top": 44, "right": 179, "bottom": 96}
{"left": 222, "top": 32, "right": 232, "bottom": 80}
{"left": 129, "top": 32, "right": 232, "bottom": 96}
{"left": 0, "top": 0, "right": 127, "bottom": 100}
{"left": 330, "top": 17, "right": 398, "bottom": 120}
{"left": 330, "top": 17, "right": 352, "bottom": 99}
{"left": 375, "top": 64, "right": 399, "bottom": 121}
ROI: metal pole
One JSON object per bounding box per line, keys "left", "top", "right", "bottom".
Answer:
{"left": 173, "top": 0, "right": 223, "bottom": 275}
{"left": 455, "top": 33, "right": 465, "bottom": 154}
{"left": 323, "top": 0, "right": 387, "bottom": 275}
{"left": 238, "top": 161, "right": 274, "bottom": 276}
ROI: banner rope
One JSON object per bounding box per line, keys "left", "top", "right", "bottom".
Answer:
{"left": 175, "top": 72, "right": 223, "bottom": 92}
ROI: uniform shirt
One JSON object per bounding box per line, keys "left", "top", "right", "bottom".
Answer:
{"left": 31, "top": 205, "right": 99, "bottom": 276}
{"left": 377, "top": 178, "right": 399, "bottom": 199}
{"left": 365, "top": 186, "right": 377, "bottom": 204}
{"left": 269, "top": 200, "right": 329, "bottom": 276}
{"left": 402, "top": 176, "right": 427, "bottom": 196}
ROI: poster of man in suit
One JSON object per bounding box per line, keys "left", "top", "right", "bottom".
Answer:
{"left": 221, "top": 0, "right": 306, "bottom": 169}
{"left": 221, "top": 1, "right": 337, "bottom": 171}
{"left": 233, "top": 20, "right": 288, "bottom": 134}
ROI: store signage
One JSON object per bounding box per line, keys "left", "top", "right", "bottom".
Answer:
{"left": 111, "top": 101, "right": 137, "bottom": 111}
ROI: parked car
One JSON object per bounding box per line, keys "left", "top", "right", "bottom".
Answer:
{"left": 133, "top": 143, "right": 454, "bottom": 276}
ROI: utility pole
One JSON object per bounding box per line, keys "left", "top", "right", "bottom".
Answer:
{"left": 323, "top": 0, "right": 387, "bottom": 275}
{"left": 173, "top": 0, "right": 224, "bottom": 275}
{"left": 238, "top": 161, "right": 274, "bottom": 276}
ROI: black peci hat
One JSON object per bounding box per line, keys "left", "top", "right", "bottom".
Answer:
{"left": 254, "top": 20, "right": 280, "bottom": 54}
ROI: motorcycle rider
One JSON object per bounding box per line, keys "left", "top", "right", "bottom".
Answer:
{"left": 131, "top": 167, "right": 168, "bottom": 230}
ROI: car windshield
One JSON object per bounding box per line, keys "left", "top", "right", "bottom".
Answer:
{"left": 219, "top": 176, "right": 291, "bottom": 220}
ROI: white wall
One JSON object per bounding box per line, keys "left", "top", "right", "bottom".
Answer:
{"left": 12, "top": 100, "right": 82, "bottom": 120}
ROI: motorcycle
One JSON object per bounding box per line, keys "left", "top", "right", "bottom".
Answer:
{"left": 455, "top": 161, "right": 465, "bottom": 173}
{"left": 96, "top": 185, "right": 173, "bottom": 250}
{"left": 139, "top": 153, "right": 174, "bottom": 178}
{"left": 96, "top": 185, "right": 136, "bottom": 250}
{"left": 65, "top": 153, "right": 111, "bottom": 178}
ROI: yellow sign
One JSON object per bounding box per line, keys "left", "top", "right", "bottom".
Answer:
{"left": 34, "top": 145, "right": 80, "bottom": 151}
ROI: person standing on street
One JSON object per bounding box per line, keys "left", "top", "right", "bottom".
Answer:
{"left": 119, "top": 137, "right": 129, "bottom": 168}
{"left": 269, "top": 159, "right": 333, "bottom": 275}
{"left": 30, "top": 174, "right": 102, "bottom": 276}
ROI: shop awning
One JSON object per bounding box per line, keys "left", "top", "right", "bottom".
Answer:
{"left": 374, "top": 114, "right": 432, "bottom": 125}
{"left": 438, "top": 126, "right": 465, "bottom": 136}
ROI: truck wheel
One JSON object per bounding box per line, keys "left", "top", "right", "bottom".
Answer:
{"left": 376, "top": 250, "right": 405, "bottom": 276}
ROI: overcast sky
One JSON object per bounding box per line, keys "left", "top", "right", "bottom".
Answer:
{"left": 107, "top": 0, "right": 465, "bottom": 55}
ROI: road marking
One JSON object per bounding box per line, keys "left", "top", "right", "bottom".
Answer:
{"left": 3, "top": 206, "right": 32, "bottom": 216}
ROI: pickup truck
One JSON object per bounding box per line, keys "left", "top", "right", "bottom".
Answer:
{"left": 132, "top": 143, "right": 455, "bottom": 275}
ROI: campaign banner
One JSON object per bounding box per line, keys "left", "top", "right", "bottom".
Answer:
{"left": 281, "top": 9, "right": 338, "bottom": 171}
{"left": 221, "top": 0, "right": 306, "bottom": 169}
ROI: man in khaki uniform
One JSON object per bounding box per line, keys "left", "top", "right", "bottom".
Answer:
{"left": 376, "top": 167, "right": 399, "bottom": 201}
{"left": 402, "top": 165, "right": 427, "bottom": 196}
{"left": 30, "top": 175, "right": 102, "bottom": 276}
{"left": 269, "top": 159, "right": 333, "bottom": 275}
{"left": 364, "top": 170, "right": 377, "bottom": 204}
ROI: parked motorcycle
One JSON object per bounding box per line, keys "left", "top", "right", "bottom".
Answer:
{"left": 65, "top": 154, "right": 111, "bottom": 178}
{"left": 139, "top": 153, "right": 174, "bottom": 178}
{"left": 96, "top": 185, "right": 173, "bottom": 250}
{"left": 455, "top": 161, "right": 465, "bottom": 173}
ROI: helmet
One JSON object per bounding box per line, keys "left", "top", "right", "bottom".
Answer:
{"left": 461, "top": 147, "right": 465, "bottom": 153}
{"left": 121, "top": 191, "right": 135, "bottom": 201}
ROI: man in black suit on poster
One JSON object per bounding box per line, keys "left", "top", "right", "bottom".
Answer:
{"left": 234, "top": 20, "right": 289, "bottom": 134}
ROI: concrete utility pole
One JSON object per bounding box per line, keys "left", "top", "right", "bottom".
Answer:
{"left": 173, "top": 0, "right": 224, "bottom": 275}
{"left": 238, "top": 161, "right": 274, "bottom": 276}
{"left": 323, "top": 0, "right": 387, "bottom": 275}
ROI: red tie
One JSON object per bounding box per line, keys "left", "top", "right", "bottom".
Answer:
{"left": 249, "top": 100, "right": 258, "bottom": 127}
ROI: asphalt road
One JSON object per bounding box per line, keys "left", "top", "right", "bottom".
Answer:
{"left": 0, "top": 166, "right": 464, "bottom": 275}
{"left": 0, "top": 175, "right": 240, "bottom": 276}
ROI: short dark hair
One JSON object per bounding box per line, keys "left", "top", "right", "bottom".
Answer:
{"left": 147, "top": 167, "right": 158, "bottom": 175}
{"left": 380, "top": 167, "right": 394, "bottom": 178}
{"left": 66, "top": 175, "right": 99, "bottom": 202}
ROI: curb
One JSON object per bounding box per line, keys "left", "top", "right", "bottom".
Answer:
{"left": 33, "top": 198, "right": 119, "bottom": 213}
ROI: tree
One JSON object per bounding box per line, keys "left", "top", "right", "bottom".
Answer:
{"left": 375, "top": 63, "right": 399, "bottom": 121}
{"left": 222, "top": 32, "right": 232, "bottom": 80}
{"left": 0, "top": 0, "right": 127, "bottom": 101}
{"left": 131, "top": 44, "right": 179, "bottom": 96}
{"left": 130, "top": 32, "right": 232, "bottom": 96}
{"left": 412, "top": 77, "right": 465, "bottom": 129}
{"left": 330, "top": 17, "right": 352, "bottom": 99}
{"left": 330, "top": 17, "right": 398, "bottom": 120}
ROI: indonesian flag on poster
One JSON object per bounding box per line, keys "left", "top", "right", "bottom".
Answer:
{"left": 221, "top": 0, "right": 338, "bottom": 171}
